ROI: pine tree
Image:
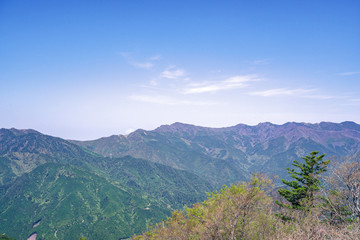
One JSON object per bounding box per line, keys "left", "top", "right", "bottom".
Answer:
{"left": 276, "top": 151, "right": 330, "bottom": 210}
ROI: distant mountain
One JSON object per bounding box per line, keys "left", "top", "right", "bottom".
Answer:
{"left": 0, "top": 128, "right": 213, "bottom": 239}
{"left": 2, "top": 121, "right": 360, "bottom": 239}
{"left": 0, "top": 128, "right": 98, "bottom": 185}
{"left": 73, "top": 121, "right": 360, "bottom": 186}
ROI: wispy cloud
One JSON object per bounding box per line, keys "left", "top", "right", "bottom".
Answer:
{"left": 304, "top": 94, "right": 337, "bottom": 100}
{"left": 252, "top": 59, "right": 270, "bottom": 65}
{"left": 129, "top": 95, "right": 217, "bottom": 106}
{"left": 160, "top": 67, "right": 186, "bottom": 79}
{"left": 183, "top": 75, "right": 259, "bottom": 94}
{"left": 149, "top": 80, "right": 158, "bottom": 86}
{"left": 124, "top": 128, "right": 135, "bottom": 135}
{"left": 249, "top": 88, "right": 315, "bottom": 97}
{"left": 348, "top": 98, "right": 360, "bottom": 105}
{"left": 131, "top": 62, "right": 154, "bottom": 69}
{"left": 337, "top": 72, "right": 360, "bottom": 76}
{"left": 149, "top": 55, "right": 161, "bottom": 61}
{"left": 120, "top": 52, "right": 159, "bottom": 70}
{"left": 249, "top": 87, "right": 351, "bottom": 102}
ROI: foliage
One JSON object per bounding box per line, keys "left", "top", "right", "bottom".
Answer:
{"left": 319, "top": 189, "right": 353, "bottom": 224}
{"left": 276, "top": 151, "right": 330, "bottom": 211}
{"left": 134, "top": 173, "right": 360, "bottom": 240}
{"left": 273, "top": 211, "right": 360, "bottom": 240}
{"left": 0, "top": 163, "right": 170, "bottom": 240}
{"left": 135, "top": 174, "right": 277, "bottom": 240}
{"left": 0, "top": 234, "right": 16, "bottom": 240}
{"left": 104, "top": 156, "right": 214, "bottom": 209}
{"left": 322, "top": 156, "right": 360, "bottom": 222}
{"left": 2, "top": 127, "right": 360, "bottom": 239}
{"left": 0, "top": 129, "right": 213, "bottom": 239}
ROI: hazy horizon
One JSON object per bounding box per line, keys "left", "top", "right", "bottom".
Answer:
{"left": 3, "top": 120, "right": 360, "bottom": 142}
{"left": 1, "top": 1, "right": 359, "bottom": 140}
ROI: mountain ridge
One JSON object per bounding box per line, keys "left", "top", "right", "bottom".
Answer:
{"left": 72, "top": 121, "right": 360, "bottom": 186}
{"left": 1, "top": 122, "right": 360, "bottom": 239}
{"left": 0, "top": 128, "right": 213, "bottom": 239}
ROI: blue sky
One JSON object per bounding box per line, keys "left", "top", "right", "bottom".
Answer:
{"left": 0, "top": 0, "right": 359, "bottom": 140}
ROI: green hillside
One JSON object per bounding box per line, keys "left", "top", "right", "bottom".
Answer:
{"left": 0, "top": 128, "right": 213, "bottom": 239}
{"left": 0, "top": 128, "right": 99, "bottom": 185}
{"left": 0, "top": 163, "right": 170, "bottom": 239}
{"left": 74, "top": 122, "right": 360, "bottom": 186}
{"left": 103, "top": 156, "right": 214, "bottom": 209}
{"left": 2, "top": 122, "right": 360, "bottom": 239}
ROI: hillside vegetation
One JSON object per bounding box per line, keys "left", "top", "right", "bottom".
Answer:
{"left": 73, "top": 121, "right": 360, "bottom": 186}
{"left": 135, "top": 152, "right": 360, "bottom": 240}
{"left": 0, "top": 128, "right": 212, "bottom": 239}
{"left": 1, "top": 122, "right": 360, "bottom": 239}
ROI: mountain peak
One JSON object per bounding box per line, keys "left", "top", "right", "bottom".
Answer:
{"left": 155, "top": 122, "right": 198, "bottom": 133}
{"left": 0, "top": 128, "right": 40, "bottom": 136}
{"left": 341, "top": 121, "right": 360, "bottom": 131}
{"left": 256, "top": 122, "right": 277, "bottom": 128}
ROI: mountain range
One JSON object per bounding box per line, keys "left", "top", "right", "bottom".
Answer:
{"left": 0, "top": 128, "right": 212, "bottom": 239}
{"left": 73, "top": 121, "right": 360, "bottom": 186}
{"left": 1, "top": 121, "right": 360, "bottom": 239}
